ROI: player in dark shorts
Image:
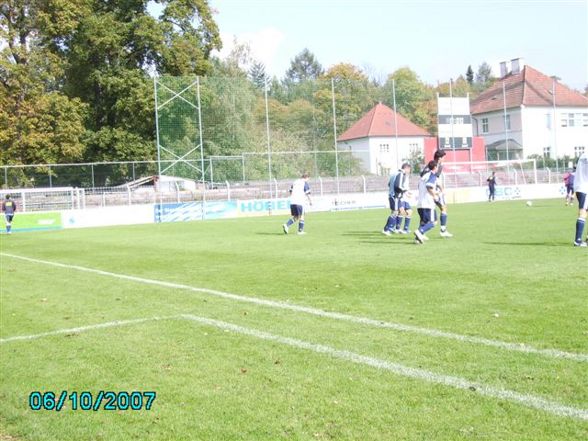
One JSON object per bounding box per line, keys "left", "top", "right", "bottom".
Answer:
{"left": 2, "top": 194, "right": 17, "bottom": 234}
{"left": 487, "top": 171, "right": 497, "bottom": 202}
{"left": 573, "top": 154, "right": 587, "bottom": 247}
{"left": 564, "top": 168, "right": 575, "bottom": 206}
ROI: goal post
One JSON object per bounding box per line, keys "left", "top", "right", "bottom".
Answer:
{"left": 439, "top": 159, "right": 538, "bottom": 188}
{"left": 0, "top": 187, "right": 84, "bottom": 212}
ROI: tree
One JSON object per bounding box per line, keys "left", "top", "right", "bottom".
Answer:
{"left": 381, "top": 67, "right": 434, "bottom": 131}
{"left": 65, "top": 1, "right": 221, "bottom": 167}
{"left": 314, "top": 63, "right": 378, "bottom": 135}
{"left": 474, "top": 62, "right": 495, "bottom": 91}
{"left": 284, "top": 48, "right": 323, "bottom": 84}
{"left": 0, "top": 0, "right": 88, "bottom": 172}
{"left": 466, "top": 65, "right": 474, "bottom": 85}
{"left": 1, "top": 0, "right": 222, "bottom": 184}
{"left": 249, "top": 61, "right": 268, "bottom": 90}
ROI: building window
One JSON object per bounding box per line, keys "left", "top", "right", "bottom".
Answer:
{"left": 543, "top": 146, "right": 551, "bottom": 158}
{"left": 408, "top": 143, "right": 418, "bottom": 151}
{"left": 379, "top": 144, "right": 389, "bottom": 153}
{"left": 545, "top": 113, "right": 551, "bottom": 129}
{"left": 569, "top": 113, "right": 576, "bottom": 127}
{"left": 583, "top": 114, "right": 588, "bottom": 127}
{"left": 575, "top": 146, "right": 585, "bottom": 157}
{"left": 561, "top": 114, "right": 568, "bottom": 127}
{"left": 505, "top": 114, "right": 511, "bottom": 130}
{"left": 482, "top": 118, "right": 488, "bottom": 133}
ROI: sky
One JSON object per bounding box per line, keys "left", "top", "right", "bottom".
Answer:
{"left": 206, "top": 0, "right": 588, "bottom": 90}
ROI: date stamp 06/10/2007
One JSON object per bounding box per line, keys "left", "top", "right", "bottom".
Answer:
{"left": 29, "top": 391, "right": 157, "bottom": 412}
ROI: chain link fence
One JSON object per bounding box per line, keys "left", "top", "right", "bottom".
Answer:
{"left": 1, "top": 76, "right": 569, "bottom": 198}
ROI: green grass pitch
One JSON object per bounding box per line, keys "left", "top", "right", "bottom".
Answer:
{"left": 1, "top": 199, "right": 587, "bottom": 440}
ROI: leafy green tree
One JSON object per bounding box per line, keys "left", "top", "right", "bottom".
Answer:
{"left": 381, "top": 67, "right": 434, "bottom": 131}
{"left": 65, "top": 1, "right": 221, "bottom": 166}
{"left": 0, "top": 0, "right": 88, "bottom": 172}
{"left": 1, "top": 0, "right": 222, "bottom": 186}
{"left": 284, "top": 48, "right": 323, "bottom": 84}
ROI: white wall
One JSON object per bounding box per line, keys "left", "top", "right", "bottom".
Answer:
{"left": 337, "top": 138, "right": 371, "bottom": 173}
{"left": 521, "top": 106, "right": 588, "bottom": 159}
{"left": 474, "top": 108, "right": 523, "bottom": 148}
{"left": 475, "top": 106, "right": 588, "bottom": 159}
{"left": 338, "top": 136, "right": 424, "bottom": 175}
{"left": 368, "top": 136, "right": 424, "bottom": 174}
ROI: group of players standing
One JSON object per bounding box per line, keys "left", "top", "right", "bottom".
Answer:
{"left": 280, "top": 149, "right": 588, "bottom": 248}
{"left": 382, "top": 149, "right": 452, "bottom": 245}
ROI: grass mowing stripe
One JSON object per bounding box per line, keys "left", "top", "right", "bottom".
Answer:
{"left": 179, "top": 313, "right": 588, "bottom": 421}
{"left": 0, "top": 316, "right": 172, "bottom": 344}
{"left": 2, "top": 252, "right": 587, "bottom": 363}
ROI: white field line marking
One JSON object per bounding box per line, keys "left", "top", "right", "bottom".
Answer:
{"left": 2, "top": 312, "right": 587, "bottom": 421}
{"left": 180, "top": 314, "right": 588, "bottom": 421}
{"left": 1, "top": 252, "right": 587, "bottom": 363}
{"left": 0, "top": 316, "right": 174, "bottom": 344}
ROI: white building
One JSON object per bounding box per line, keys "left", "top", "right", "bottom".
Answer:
{"left": 471, "top": 61, "right": 588, "bottom": 161}
{"left": 337, "top": 103, "right": 430, "bottom": 175}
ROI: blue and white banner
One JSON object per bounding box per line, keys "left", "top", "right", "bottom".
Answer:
{"left": 155, "top": 201, "right": 238, "bottom": 223}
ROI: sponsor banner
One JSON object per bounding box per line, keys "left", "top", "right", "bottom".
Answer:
{"left": 155, "top": 201, "right": 238, "bottom": 223}
{"left": 238, "top": 198, "right": 290, "bottom": 217}
{"left": 5, "top": 211, "right": 62, "bottom": 232}
{"left": 15, "top": 184, "right": 567, "bottom": 232}
{"left": 329, "top": 192, "right": 387, "bottom": 211}
{"left": 445, "top": 183, "right": 563, "bottom": 204}
{"left": 64, "top": 204, "right": 153, "bottom": 229}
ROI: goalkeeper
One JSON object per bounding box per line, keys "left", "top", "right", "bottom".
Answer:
{"left": 2, "top": 194, "right": 17, "bottom": 234}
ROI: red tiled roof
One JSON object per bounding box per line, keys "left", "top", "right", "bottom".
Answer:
{"left": 338, "top": 103, "right": 430, "bottom": 141}
{"left": 471, "top": 65, "right": 588, "bottom": 114}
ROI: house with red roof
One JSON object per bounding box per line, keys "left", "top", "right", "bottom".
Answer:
{"left": 337, "top": 102, "right": 430, "bottom": 175}
{"left": 471, "top": 60, "right": 588, "bottom": 161}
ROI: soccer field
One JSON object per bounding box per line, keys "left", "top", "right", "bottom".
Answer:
{"left": 1, "top": 199, "right": 587, "bottom": 440}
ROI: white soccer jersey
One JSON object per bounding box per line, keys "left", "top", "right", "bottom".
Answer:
{"left": 417, "top": 171, "right": 437, "bottom": 209}
{"left": 290, "top": 179, "right": 310, "bottom": 205}
{"left": 574, "top": 153, "right": 588, "bottom": 194}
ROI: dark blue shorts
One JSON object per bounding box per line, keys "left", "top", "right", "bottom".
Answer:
{"left": 400, "top": 200, "right": 411, "bottom": 211}
{"left": 4, "top": 214, "right": 14, "bottom": 223}
{"left": 566, "top": 185, "right": 574, "bottom": 195}
{"left": 417, "top": 208, "right": 435, "bottom": 224}
{"left": 577, "top": 192, "right": 588, "bottom": 210}
{"left": 290, "top": 204, "right": 304, "bottom": 217}
{"left": 388, "top": 196, "right": 400, "bottom": 211}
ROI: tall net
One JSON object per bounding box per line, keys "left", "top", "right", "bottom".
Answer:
{"left": 440, "top": 159, "right": 538, "bottom": 187}
{"left": 155, "top": 77, "right": 204, "bottom": 183}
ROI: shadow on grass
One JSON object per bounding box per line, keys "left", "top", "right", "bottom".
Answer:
{"left": 359, "top": 239, "right": 417, "bottom": 246}
{"left": 483, "top": 241, "right": 571, "bottom": 247}
{"left": 343, "top": 231, "right": 387, "bottom": 237}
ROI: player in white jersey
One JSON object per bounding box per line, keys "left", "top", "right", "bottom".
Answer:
{"left": 283, "top": 173, "right": 312, "bottom": 235}
{"left": 572, "top": 153, "right": 588, "bottom": 247}
{"left": 432, "top": 150, "right": 452, "bottom": 237}
{"left": 414, "top": 160, "right": 439, "bottom": 244}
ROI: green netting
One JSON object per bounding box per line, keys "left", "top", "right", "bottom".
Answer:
{"left": 155, "top": 76, "right": 204, "bottom": 182}
{"left": 154, "top": 76, "right": 368, "bottom": 185}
